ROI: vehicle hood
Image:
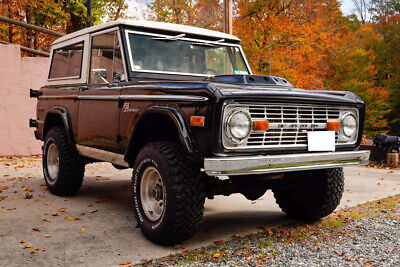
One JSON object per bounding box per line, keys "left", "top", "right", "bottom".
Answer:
{"left": 208, "top": 75, "right": 364, "bottom": 105}
{"left": 212, "top": 83, "right": 364, "bottom": 105}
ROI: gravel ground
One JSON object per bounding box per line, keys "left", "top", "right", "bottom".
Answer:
{"left": 201, "top": 217, "right": 400, "bottom": 266}
{"left": 142, "top": 196, "right": 400, "bottom": 266}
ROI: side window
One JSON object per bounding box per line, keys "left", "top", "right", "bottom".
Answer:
{"left": 49, "top": 42, "right": 83, "bottom": 79}
{"left": 90, "top": 31, "right": 124, "bottom": 84}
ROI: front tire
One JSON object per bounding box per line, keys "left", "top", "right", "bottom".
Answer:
{"left": 43, "top": 127, "right": 85, "bottom": 196}
{"left": 132, "top": 141, "right": 205, "bottom": 245}
{"left": 273, "top": 168, "right": 344, "bottom": 221}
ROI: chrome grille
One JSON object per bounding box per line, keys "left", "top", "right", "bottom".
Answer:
{"left": 247, "top": 104, "right": 340, "bottom": 148}
{"left": 227, "top": 104, "right": 341, "bottom": 149}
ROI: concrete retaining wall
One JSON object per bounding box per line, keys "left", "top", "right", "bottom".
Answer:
{"left": 0, "top": 45, "right": 48, "bottom": 156}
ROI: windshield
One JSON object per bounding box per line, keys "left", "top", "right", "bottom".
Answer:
{"left": 127, "top": 32, "right": 250, "bottom": 76}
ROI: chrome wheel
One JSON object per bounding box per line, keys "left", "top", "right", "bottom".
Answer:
{"left": 140, "top": 166, "right": 165, "bottom": 221}
{"left": 47, "top": 143, "right": 59, "bottom": 180}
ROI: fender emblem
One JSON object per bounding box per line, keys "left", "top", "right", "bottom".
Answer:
{"left": 123, "top": 103, "right": 139, "bottom": 113}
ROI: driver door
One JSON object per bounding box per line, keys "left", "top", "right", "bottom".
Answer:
{"left": 77, "top": 29, "right": 126, "bottom": 152}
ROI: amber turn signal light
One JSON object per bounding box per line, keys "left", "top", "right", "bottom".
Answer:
{"left": 253, "top": 120, "right": 269, "bottom": 131}
{"left": 190, "top": 116, "right": 205, "bottom": 127}
{"left": 327, "top": 121, "right": 340, "bottom": 131}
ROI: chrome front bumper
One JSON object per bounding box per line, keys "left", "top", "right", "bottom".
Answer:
{"left": 204, "top": 150, "right": 370, "bottom": 176}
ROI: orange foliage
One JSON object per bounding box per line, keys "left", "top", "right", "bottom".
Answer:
{"left": 235, "top": 0, "right": 346, "bottom": 90}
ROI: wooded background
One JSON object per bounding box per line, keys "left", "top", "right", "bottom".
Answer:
{"left": 1, "top": 0, "right": 399, "bottom": 138}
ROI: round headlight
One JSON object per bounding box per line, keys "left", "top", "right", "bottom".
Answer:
{"left": 226, "top": 109, "right": 252, "bottom": 143}
{"left": 340, "top": 112, "right": 357, "bottom": 139}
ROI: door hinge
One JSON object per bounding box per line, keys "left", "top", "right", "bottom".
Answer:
{"left": 116, "top": 134, "right": 122, "bottom": 143}
{"left": 118, "top": 99, "right": 124, "bottom": 108}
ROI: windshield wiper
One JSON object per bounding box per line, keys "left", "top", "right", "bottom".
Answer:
{"left": 152, "top": 33, "right": 185, "bottom": 41}
{"left": 191, "top": 42, "right": 215, "bottom": 47}
{"left": 191, "top": 39, "right": 226, "bottom": 47}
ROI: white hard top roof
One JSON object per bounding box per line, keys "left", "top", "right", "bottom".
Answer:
{"left": 53, "top": 19, "right": 240, "bottom": 45}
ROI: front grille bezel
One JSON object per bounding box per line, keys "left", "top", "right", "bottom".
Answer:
{"left": 222, "top": 102, "right": 359, "bottom": 151}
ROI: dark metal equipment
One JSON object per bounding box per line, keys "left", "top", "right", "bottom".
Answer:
{"left": 373, "top": 133, "right": 400, "bottom": 152}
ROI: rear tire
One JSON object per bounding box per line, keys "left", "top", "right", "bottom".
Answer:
{"left": 273, "top": 168, "right": 344, "bottom": 221}
{"left": 132, "top": 141, "right": 205, "bottom": 245}
{"left": 43, "top": 126, "right": 85, "bottom": 196}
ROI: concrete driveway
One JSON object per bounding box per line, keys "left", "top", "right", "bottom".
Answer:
{"left": 0, "top": 156, "right": 399, "bottom": 266}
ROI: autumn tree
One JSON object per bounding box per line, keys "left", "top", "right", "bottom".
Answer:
{"left": 148, "top": 0, "right": 196, "bottom": 24}
{"left": 370, "top": 0, "right": 400, "bottom": 135}
{"left": 147, "top": 0, "right": 223, "bottom": 30}
{"left": 192, "top": 0, "right": 223, "bottom": 31}
{"left": 0, "top": 0, "right": 68, "bottom": 53}
{"left": 351, "top": 0, "right": 372, "bottom": 24}
{"left": 325, "top": 23, "right": 390, "bottom": 136}
{"left": 235, "top": 0, "right": 346, "bottom": 90}
{"left": 0, "top": 0, "right": 130, "bottom": 53}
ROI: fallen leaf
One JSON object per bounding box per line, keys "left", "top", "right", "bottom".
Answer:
{"left": 357, "top": 222, "right": 363, "bottom": 226}
{"left": 213, "top": 240, "right": 225, "bottom": 245}
{"left": 212, "top": 252, "right": 222, "bottom": 258}
{"left": 232, "top": 234, "right": 241, "bottom": 238}
{"left": 32, "top": 228, "right": 41, "bottom": 232}
{"left": 44, "top": 235, "right": 52, "bottom": 238}
{"left": 30, "top": 250, "right": 38, "bottom": 254}
{"left": 25, "top": 245, "right": 34, "bottom": 248}
{"left": 88, "top": 209, "right": 98, "bottom": 213}
{"left": 20, "top": 240, "right": 26, "bottom": 243}
{"left": 111, "top": 213, "right": 120, "bottom": 216}
{"left": 80, "top": 227, "right": 85, "bottom": 232}
{"left": 87, "top": 204, "right": 93, "bottom": 207}
{"left": 64, "top": 217, "right": 73, "bottom": 220}
{"left": 41, "top": 248, "right": 46, "bottom": 252}
{"left": 119, "top": 261, "right": 131, "bottom": 265}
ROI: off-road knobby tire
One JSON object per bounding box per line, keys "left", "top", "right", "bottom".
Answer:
{"left": 43, "top": 126, "right": 84, "bottom": 196}
{"left": 132, "top": 141, "right": 206, "bottom": 245}
{"left": 273, "top": 168, "right": 344, "bottom": 221}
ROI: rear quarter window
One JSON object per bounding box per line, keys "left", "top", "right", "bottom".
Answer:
{"left": 49, "top": 42, "right": 84, "bottom": 79}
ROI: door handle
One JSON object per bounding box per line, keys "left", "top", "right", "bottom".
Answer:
{"left": 79, "top": 86, "right": 89, "bottom": 91}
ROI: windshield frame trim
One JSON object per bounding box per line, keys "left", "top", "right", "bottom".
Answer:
{"left": 124, "top": 29, "right": 252, "bottom": 77}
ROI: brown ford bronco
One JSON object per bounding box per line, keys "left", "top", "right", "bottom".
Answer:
{"left": 30, "top": 20, "right": 370, "bottom": 245}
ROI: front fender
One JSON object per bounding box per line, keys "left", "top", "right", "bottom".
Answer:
{"left": 124, "top": 106, "right": 198, "bottom": 163}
